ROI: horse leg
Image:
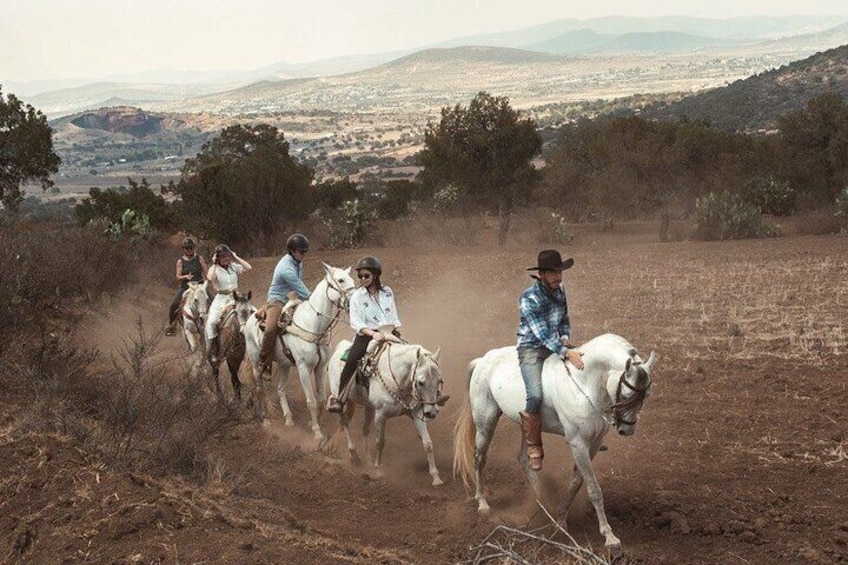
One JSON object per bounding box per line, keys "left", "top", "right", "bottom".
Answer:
{"left": 557, "top": 463, "right": 584, "bottom": 526}
{"left": 474, "top": 420, "right": 498, "bottom": 514}
{"left": 340, "top": 402, "right": 360, "bottom": 465}
{"left": 569, "top": 439, "right": 621, "bottom": 552}
{"left": 275, "top": 364, "right": 294, "bottom": 427}
{"left": 362, "top": 405, "right": 375, "bottom": 467}
{"left": 227, "top": 357, "right": 242, "bottom": 402}
{"left": 409, "top": 415, "right": 443, "bottom": 487}
{"left": 372, "top": 411, "right": 388, "bottom": 478}
{"left": 295, "top": 360, "right": 323, "bottom": 440}
{"left": 315, "top": 345, "right": 330, "bottom": 407}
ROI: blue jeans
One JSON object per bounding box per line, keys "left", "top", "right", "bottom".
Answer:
{"left": 518, "top": 346, "right": 555, "bottom": 414}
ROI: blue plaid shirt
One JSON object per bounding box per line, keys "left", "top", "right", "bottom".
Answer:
{"left": 516, "top": 280, "right": 571, "bottom": 357}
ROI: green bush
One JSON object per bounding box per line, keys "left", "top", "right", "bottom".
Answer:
{"left": 742, "top": 177, "right": 796, "bottom": 216}
{"left": 324, "top": 199, "right": 377, "bottom": 249}
{"left": 693, "top": 191, "right": 778, "bottom": 241}
{"left": 104, "top": 208, "right": 156, "bottom": 242}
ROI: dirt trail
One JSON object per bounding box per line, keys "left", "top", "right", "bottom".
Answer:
{"left": 7, "top": 230, "right": 847, "bottom": 564}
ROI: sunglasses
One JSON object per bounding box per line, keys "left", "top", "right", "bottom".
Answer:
{"left": 357, "top": 273, "right": 373, "bottom": 280}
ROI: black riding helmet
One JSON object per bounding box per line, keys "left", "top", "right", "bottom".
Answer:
{"left": 286, "top": 233, "right": 310, "bottom": 253}
{"left": 214, "top": 244, "right": 233, "bottom": 258}
{"left": 182, "top": 237, "right": 196, "bottom": 249}
{"left": 355, "top": 256, "right": 382, "bottom": 277}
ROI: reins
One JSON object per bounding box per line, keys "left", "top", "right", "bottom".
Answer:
{"left": 373, "top": 344, "right": 443, "bottom": 417}
{"left": 566, "top": 357, "right": 651, "bottom": 429}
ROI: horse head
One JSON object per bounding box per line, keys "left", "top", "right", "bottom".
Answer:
{"left": 321, "top": 262, "right": 356, "bottom": 311}
{"left": 414, "top": 347, "right": 445, "bottom": 421}
{"left": 611, "top": 351, "right": 656, "bottom": 436}
{"left": 186, "top": 281, "right": 210, "bottom": 328}
{"left": 232, "top": 290, "right": 254, "bottom": 330}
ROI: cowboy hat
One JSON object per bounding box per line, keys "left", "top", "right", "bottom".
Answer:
{"left": 526, "top": 249, "right": 574, "bottom": 272}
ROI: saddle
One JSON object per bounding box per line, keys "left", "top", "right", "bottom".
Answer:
{"left": 254, "top": 298, "right": 302, "bottom": 333}
{"left": 339, "top": 326, "right": 403, "bottom": 388}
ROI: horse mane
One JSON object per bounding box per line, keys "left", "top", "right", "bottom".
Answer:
{"left": 579, "top": 334, "right": 637, "bottom": 371}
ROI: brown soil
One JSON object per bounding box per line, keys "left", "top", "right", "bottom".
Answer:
{"left": 3, "top": 225, "right": 847, "bottom": 564}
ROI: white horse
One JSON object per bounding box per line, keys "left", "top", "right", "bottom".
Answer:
{"left": 179, "top": 281, "right": 210, "bottom": 355}
{"left": 327, "top": 339, "right": 447, "bottom": 486}
{"left": 244, "top": 263, "right": 356, "bottom": 439}
{"left": 453, "top": 333, "right": 656, "bottom": 552}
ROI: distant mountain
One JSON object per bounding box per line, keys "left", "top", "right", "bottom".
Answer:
{"left": 434, "top": 15, "right": 847, "bottom": 49}
{"left": 643, "top": 43, "right": 848, "bottom": 131}
{"left": 588, "top": 31, "right": 736, "bottom": 53}
{"left": 18, "top": 15, "right": 848, "bottom": 118}
{"left": 27, "top": 81, "right": 236, "bottom": 118}
{"left": 524, "top": 29, "right": 612, "bottom": 54}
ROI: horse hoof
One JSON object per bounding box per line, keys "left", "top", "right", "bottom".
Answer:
{"left": 432, "top": 476, "right": 444, "bottom": 487}
{"left": 605, "top": 542, "right": 622, "bottom": 557}
{"left": 284, "top": 419, "right": 294, "bottom": 427}
{"left": 477, "top": 502, "right": 491, "bottom": 515}
{"left": 261, "top": 419, "right": 271, "bottom": 428}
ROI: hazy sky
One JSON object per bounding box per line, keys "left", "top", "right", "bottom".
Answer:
{"left": 3, "top": 0, "right": 847, "bottom": 82}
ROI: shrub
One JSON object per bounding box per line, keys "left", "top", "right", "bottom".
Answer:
{"left": 693, "top": 191, "right": 778, "bottom": 241}
{"left": 742, "top": 177, "right": 796, "bottom": 216}
{"left": 104, "top": 208, "right": 157, "bottom": 242}
{"left": 75, "top": 178, "right": 170, "bottom": 229}
{"left": 0, "top": 222, "right": 133, "bottom": 355}
{"left": 323, "top": 199, "right": 377, "bottom": 249}
{"left": 540, "top": 211, "right": 574, "bottom": 244}
{"left": 94, "top": 323, "right": 239, "bottom": 473}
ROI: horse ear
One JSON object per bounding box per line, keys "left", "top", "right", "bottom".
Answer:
{"left": 432, "top": 347, "right": 441, "bottom": 362}
{"left": 322, "top": 262, "right": 333, "bottom": 276}
{"left": 247, "top": 290, "right": 252, "bottom": 301}
{"left": 645, "top": 352, "right": 657, "bottom": 372}
{"left": 625, "top": 357, "right": 633, "bottom": 372}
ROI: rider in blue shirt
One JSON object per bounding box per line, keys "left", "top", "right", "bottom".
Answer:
{"left": 259, "top": 233, "right": 311, "bottom": 374}
{"left": 517, "top": 249, "right": 584, "bottom": 472}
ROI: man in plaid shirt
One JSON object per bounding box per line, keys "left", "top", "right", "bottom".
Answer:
{"left": 517, "top": 249, "right": 584, "bottom": 471}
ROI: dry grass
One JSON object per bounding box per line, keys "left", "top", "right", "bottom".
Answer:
{"left": 575, "top": 237, "right": 847, "bottom": 367}
{"left": 464, "top": 502, "right": 618, "bottom": 565}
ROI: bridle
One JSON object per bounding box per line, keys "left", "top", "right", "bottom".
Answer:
{"left": 611, "top": 362, "right": 651, "bottom": 428}
{"left": 374, "top": 345, "right": 443, "bottom": 418}
{"left": 290, "top": 272, "right": 355, "bottom": 345}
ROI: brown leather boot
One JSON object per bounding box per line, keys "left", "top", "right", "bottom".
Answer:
{"left": 520, "top": 411, "right": 544, "bottom": 471}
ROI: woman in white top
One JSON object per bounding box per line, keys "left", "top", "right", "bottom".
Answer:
{"left": 327, "top": 256, "right": 401, "bottom": 413}
{"left": 205, "top": 244, "right": 252, "bottom": 360}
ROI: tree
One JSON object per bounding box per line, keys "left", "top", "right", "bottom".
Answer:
{"left": 418, "top": 92, "right": 541, "bottom": 245}
{"left": 778, "top": 92, "right": 848, "bottom": 205}
{"left": 75, "top": 177, "right": 170, "bottom": 228}
{"left": 167, "top": 124, "right": 313, "bottom": 245}
{"left": 0, "top": 86, "right": 61, "bottom": 211}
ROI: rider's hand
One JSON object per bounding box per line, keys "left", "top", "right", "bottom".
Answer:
{"left": 372, "top": 331, "right": 385, "bottom": 342}
{"left": 565, "top": 349, "right": 584, "bottom": 369}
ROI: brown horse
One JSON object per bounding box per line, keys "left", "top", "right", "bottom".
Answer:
{"left": 208, "top": 290, "right": 254, "bottom": 400}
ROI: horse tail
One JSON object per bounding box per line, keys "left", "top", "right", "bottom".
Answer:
{"left": 453, "top": 358, "right": 479, "bottom": 493}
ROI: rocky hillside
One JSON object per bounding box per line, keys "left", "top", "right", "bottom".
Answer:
{"left": 643, "top": 43, "right": 848, "bottom": 131}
